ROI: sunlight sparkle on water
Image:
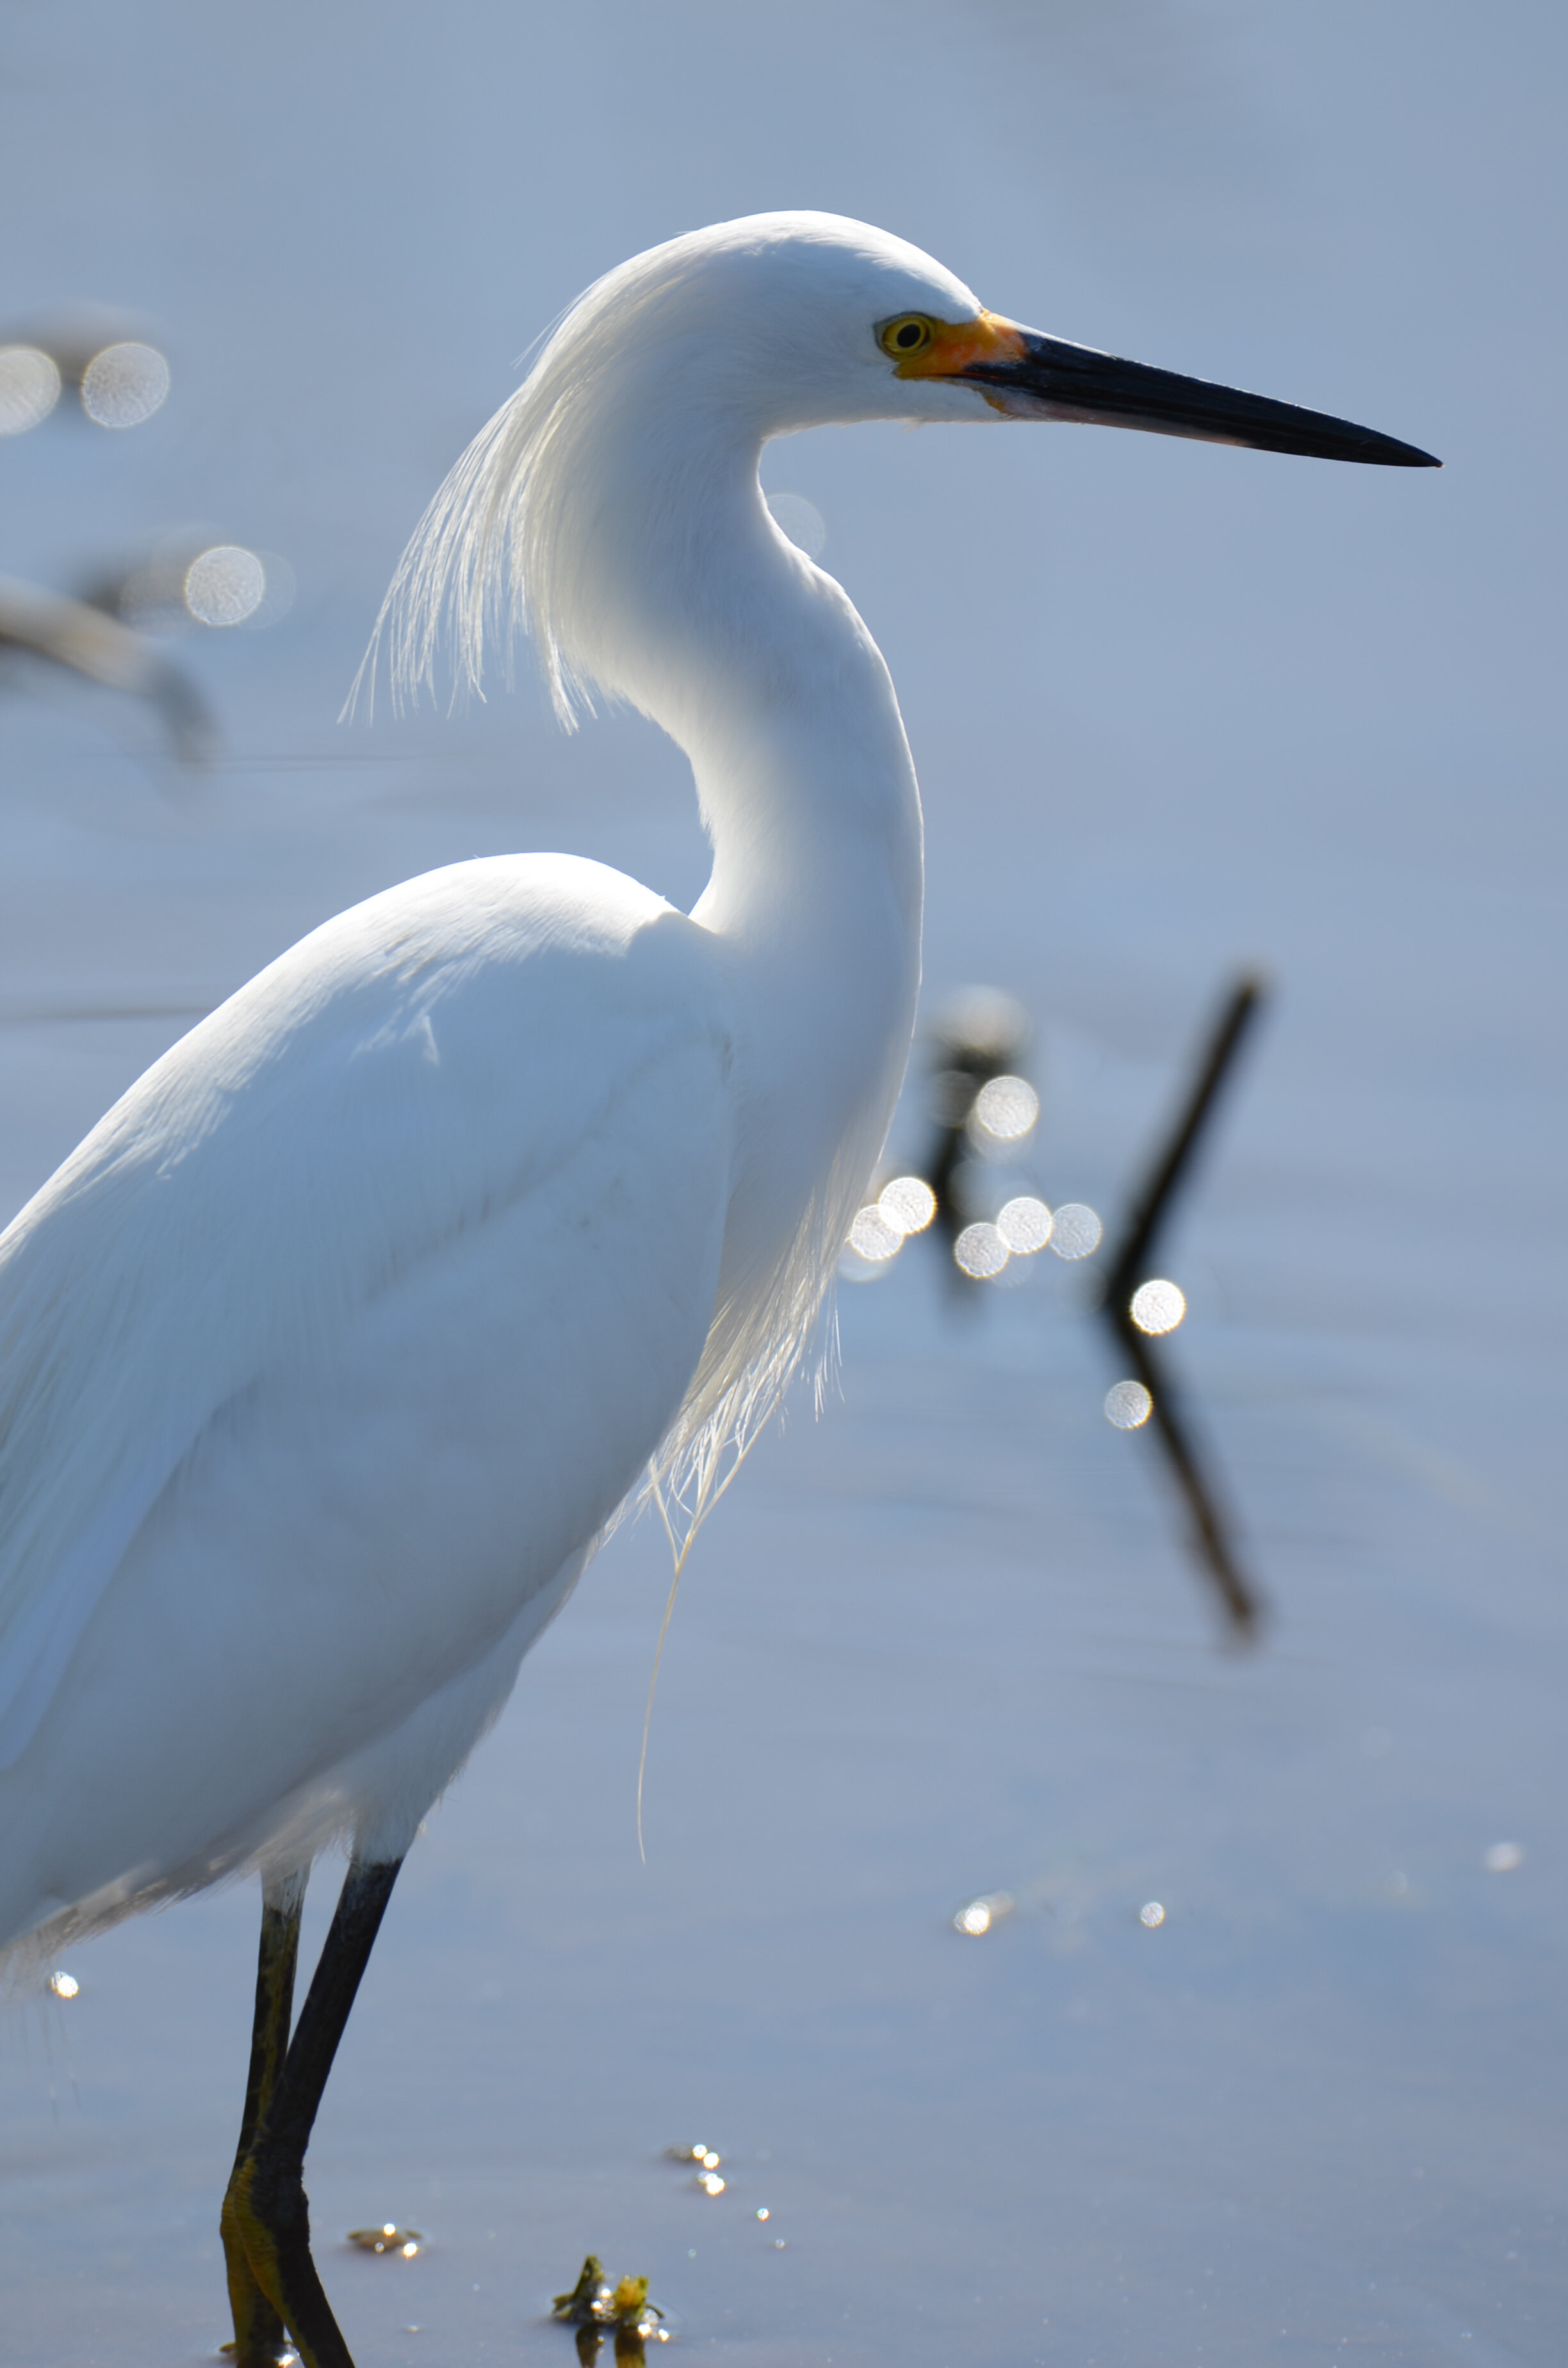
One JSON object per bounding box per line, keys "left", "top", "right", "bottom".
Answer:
{"left": 996, "top": 1195, "right": 1052, "bottom": 1254}
{"left": 1050, "top": 1203, "right": 1102, "bottom": 1260}
{"left": 347, "top": 2224, "right": 421, "bottom": 2255}
{"left": 47, "top": 1969, "right": 78, "bottom": 1998}
{"left": 954, "top": 1890, "right": 1014, "bottom": 1936}
{"left": 1130, "top": 1278, "right": 1186, "bottom": 1335}
{"left": 1106, "top": 1380, "right": 1153, "bottom": 1430}
{"left": 0, "top": 347, "right": 61, "bottom": 434}
{"left": 970, "top": 1074, "right": 1038, "bottom": 1146}
{"left": 1139, "top": 1902, "right": 1166, "bottom": 1928}
{"left": 878, "top": 1174, "right": 936, "bottom": 1236}
{"left": 1485, "top": 1842, "right": 1524, "bottom": 1873}
{"left": 79, "top": 341, "right": 169, "bottom": 427}
{"left": 954, "top": 1221, "right": 1008, "bottom": 1279}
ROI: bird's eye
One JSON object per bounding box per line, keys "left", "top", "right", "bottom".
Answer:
{"left": 879, "top": 315, "right": 935, "bottom": 359}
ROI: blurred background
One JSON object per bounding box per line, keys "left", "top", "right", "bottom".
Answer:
{"left": 0, "top": 3, "right": 1564, "bottom": 2362}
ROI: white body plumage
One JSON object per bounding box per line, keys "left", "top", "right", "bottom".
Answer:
{"left": 0, "top": 217, "right": 949, "bottom": 1960}
{"left": 0, "top": 211, "right": 1430, "bottom": 1969}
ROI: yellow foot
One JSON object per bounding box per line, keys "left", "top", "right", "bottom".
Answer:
{"left": 222, "top": 2150, "right": 355, "bottom": 2368}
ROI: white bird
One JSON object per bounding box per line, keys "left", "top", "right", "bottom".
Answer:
{"left": 0, "top": 214, "right": 1433, "bottom": 2367}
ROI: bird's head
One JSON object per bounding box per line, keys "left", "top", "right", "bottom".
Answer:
{"left": 618, "top": 211, "right": 1439, "bottom": 465}
{"left": 363, "top": 211, "right": 1435, "bottom": 725}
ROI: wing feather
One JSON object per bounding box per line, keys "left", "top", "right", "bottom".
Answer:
{"left": 0, "top": 853, "right": 731, "bottom": 1767}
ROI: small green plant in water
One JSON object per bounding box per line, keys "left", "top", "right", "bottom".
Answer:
{"left": 552, "top": 2257, "right": 667, "bottom": 2361}
{"left": 552, "top": 2257, "right": 608, "bottom": 2323}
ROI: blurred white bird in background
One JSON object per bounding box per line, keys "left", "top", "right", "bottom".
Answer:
{"left": 0, "top": 213, "right": 1434, "bottom": 2367}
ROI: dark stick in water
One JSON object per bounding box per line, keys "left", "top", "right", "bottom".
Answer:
{"left": 1100, "top": 976, "right": 1270, "bottom": 1635}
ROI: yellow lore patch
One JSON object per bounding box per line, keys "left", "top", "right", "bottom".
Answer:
{"left": 880, "top": 308, "right": 1028, "bottom": 381}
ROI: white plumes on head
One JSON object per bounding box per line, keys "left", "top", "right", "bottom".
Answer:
{"left": 350, "top": 265, "right": 653, "bottom": 728}
{"left": 350, "top": 212, "right": 984, "bottom": 727}
{"left": 353, "top": 231, "right": 732, "bottom": 728}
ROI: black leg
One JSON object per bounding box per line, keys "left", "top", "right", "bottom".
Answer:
{"left": 228, "top": 1855, "right": 404, "bottom": 2368}
{"left": 223, "top": 1870, "right": 307, "bottom": 2368}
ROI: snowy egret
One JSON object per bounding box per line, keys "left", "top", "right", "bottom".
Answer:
{"left": 0, "top": 214, "right": 1434, "bottom": 2365}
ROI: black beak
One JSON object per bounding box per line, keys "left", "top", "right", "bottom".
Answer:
{"left": 963, "top": 329, "right": 1440, "bottom": 467}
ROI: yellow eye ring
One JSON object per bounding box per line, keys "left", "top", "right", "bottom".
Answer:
{"left": 879, "top": 315, "right": 935, "bottom": 359}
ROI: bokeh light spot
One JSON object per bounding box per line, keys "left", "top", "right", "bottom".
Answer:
{"left": 1139, "top": 1901, "right": 1166, "bottom": 1928}
{"left": 878, "top": 1174, "right": 936, "bottom": 1236}
{"left": 849, "top": 1205, "right": 902, "bottom": 1263}
{"left": 996, "top": 1195, "right": 1052, "bottom": 1254}
{"left": 1105, "top": 1380, "right": 1152, "bottom": 1429}
{"left": 1050, "top": 1203, "right": 1102, "bottom": 1260}
{"left": 1484, "top": 1841, "right": 1523, "bottom": 1873}
{"left": 81, "top": 341, "right": 170, "bottom": 427}
{"left": 954, "top": 1221, "right": 1008, "bottom": 1279}
{"left": 953, "top": 1891, "right": 1013, "bottom": 1936}
{"left": 1130, "top": 1278, "right": 1186, "bottom": 1335}
{"left": 184, "top": 545, "right": 266, "bottom": 627}
{"left": 971, "top": 1073, "right": 1038, "bottom": 1144}
{"left": 0, "top": 346, "right": 61, "bottom": 434}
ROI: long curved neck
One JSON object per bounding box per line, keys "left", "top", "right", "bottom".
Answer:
{"left": 576, "top": 431, "right": 924, "bottom": 1260}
